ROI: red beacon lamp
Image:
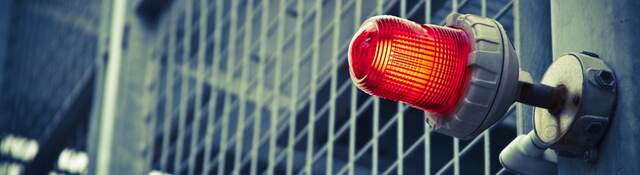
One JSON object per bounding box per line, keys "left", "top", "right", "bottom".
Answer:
{"left": 349, "top": 14, "right": 520, "bottom": 139}
{"left": 348, "top": 13, "right": 617, "bottom": 174}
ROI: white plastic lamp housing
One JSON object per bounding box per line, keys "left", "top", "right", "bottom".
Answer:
{"left": 427, "top": 13, "right": 520, "bottom": 139}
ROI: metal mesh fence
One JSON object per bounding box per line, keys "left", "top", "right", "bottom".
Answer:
{"left": 136, "top": 0, "right": 521, "bottom": 174}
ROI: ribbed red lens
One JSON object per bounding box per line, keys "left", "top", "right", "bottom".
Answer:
{"left": 348, "top": 15, "right": 471, "bottom": 114}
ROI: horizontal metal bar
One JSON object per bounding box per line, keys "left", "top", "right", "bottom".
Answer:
{"left": 336, "top": 105, "right": 410, "bottom": 175}
{"left": 496, "top": 167, "right": 508, "bottom": 175}
{"left": 434, "top": 104, "right": 516, "bottom": 175}
{"left": 381, "top": 134, "right": 427, "bottom": 175}
{"left": 434, "top": 132, "right": 487, "bottom": 175}
{"left": 492, "top": 0, "right": 514, "bottom": 20}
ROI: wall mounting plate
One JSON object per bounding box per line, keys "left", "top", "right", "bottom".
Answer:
{"left": 533, "top": 52, "right": 616, "bottom": 162}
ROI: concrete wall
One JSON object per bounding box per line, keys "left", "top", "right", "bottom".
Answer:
{"left": 551, "top": 0, "right": 640, "bottom": 174}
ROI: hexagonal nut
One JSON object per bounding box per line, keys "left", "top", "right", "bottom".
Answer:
{"left": 594, "top": 70, "right": 615, "bottom": 89}
{"left": 584, "top": 121, "right": 604, "bottom": 136}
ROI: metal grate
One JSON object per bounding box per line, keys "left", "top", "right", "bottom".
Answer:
{"left": 134, "top": 0, "right": 522, "bottom": 174}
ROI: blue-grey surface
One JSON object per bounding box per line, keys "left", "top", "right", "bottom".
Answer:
{"left": 0, "top": 0, "right": 13, "bottom": 100}
{"left": 515, "top": 0, "right": 552, "bottom": 132}
{"left": 552, "top": 0, "right": 640, "bottom": 174}
{"left": 0, "top": 0, "right": 101, "bottom": 139}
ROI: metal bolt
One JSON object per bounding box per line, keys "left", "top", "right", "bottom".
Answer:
{"left": 584, "top": 121, "right": 604, "bottom": 136}
{"left": 594, "top": 70, "right": 615, "bottom": 89}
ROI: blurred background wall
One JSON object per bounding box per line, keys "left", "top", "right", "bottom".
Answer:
{"left": 0, "top": 0, "right": 100, "bottom": 138}
{"left": 0, "top": 0, "right": 102, "bottom": 174}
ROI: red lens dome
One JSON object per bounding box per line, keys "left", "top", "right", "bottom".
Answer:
{"left": 348, "top": 15, "right": 472, "bottom": 114}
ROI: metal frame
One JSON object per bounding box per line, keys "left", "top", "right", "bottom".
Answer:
{"left": 96, "top": 0, "right": 530, "bottom": 174}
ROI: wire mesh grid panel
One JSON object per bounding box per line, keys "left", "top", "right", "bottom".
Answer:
{"left": 137, "top": 0, "right": 522, "bottom": 174}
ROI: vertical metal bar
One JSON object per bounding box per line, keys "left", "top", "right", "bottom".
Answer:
{"left": 326, "top": 0, "right": 341, "bottom": 174}
{"left": 349, "top": 0, "right": 361, "bottom": 174}
{"left": 160, "top": 6, "right": 178, "bottom": 172}
{"left": 250, "top": 0, "right": 269, "bottom": 174}
{"left": 88, "top": 0, "right": 110, "bottom": 173}
{"left": 397, "top": 1, "right": 406, "bottom": 174}
{"left": 452, "top": 0, "right": 458, "bottom": 12}
{"left": 425, "top": 0, "right": 431, "bottom": 24}
{"left": 453, "top": 138, "right": 459, "bottom": 175}
{"left": 143, "top": 23, "right": 161, "bottom": 172}
{"left": 513, "top": 0, "right": 524, "bottom": 135}
{"left": 372, "top": 98, "right": 380, "bottom": 175}
{"left": 397, "top": 107, "right": 404, "bottom": 175}
{"left": 189, "top": 0, "right": 208, "bottom": 174}
{"left": 143, "top": 49, "right": 154, "bottom": 174}
{"left": 481, "top": 0, "right": 487, "bottom": 17}
{"left": 348, "top": 72, "right": 357, "bottom": 175}
{"left": 424, "top": 114, "right": 431, "bottom": 175}
{"left": 480, "top": 2, "right": 490, "bottom": 174}
{"left": 96, "top": 0, "right": 126, "bottom": 173}
{"left": 268, "top": 0, "right": 287, "bottom": 174}
{"left": 304, "top": 0, "right": 322, "bottom": 174}
{"left": 144, "top": 27, "right": 164, "bottom": 173}
{"left": 451, "top": 0, "right": 460, "bottom": 174}
{"left": 233, "top": 0, "right": 254, "bottom": 174}
{"left": 175, "top": 0, "right": 193, "bottom": 172}
{"left": 218, "top": 0, "right": 240, "bottom": 174}
{"left": 372, "top": 1, "right": 383, "bottom": 174}
{"left": 400, "top": 0, "right": 407, "bottom": 16}
{"left": 483, "top": 131, "right": 490, "bottom": 175}
{"left": 202, "top": 0, "right": 224, "bottom": 174}
{"left": 286, "top": 0, "right": 304, "bottom": 174}
{"left": 424, "top": 2, "right": 432, "bottom": 175}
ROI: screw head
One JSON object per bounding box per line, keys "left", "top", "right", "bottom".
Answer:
{"left": 594, "top": 70, "right": 615, "bottom": 89}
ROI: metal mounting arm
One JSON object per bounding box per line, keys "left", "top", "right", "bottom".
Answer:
{"left": 516, "top": 81, "right": 566, "bottom": 115}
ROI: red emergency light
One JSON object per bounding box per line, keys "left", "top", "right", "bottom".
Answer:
{"left": 349, "top": 14, "right": 521, "bottom": 139}
{"left": 348, "top": 16, "right": 472, "bottom": 114}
